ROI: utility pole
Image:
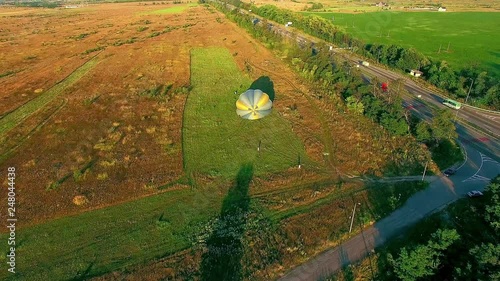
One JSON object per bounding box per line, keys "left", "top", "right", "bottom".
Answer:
{"left": 465, "top": 79, "right": 474, "bottom": 104}
{"left": 422, "top": 162, "right": 428, "bottom": 181}
{"left": 455, "top": 79, "right": 474, "bottom": 120}
{"left": 349, "top": 202, "right": 360, "bottom": 233}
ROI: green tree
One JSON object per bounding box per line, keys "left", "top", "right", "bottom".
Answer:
{"left": 483, "top": 85, "right": 499, "bottom": 109}
{"left": 381, "top": 113, "right": 408, "bottom": 136}
{"left": 428, "top": 228, "right": 460, "bottom": 251}
{"left": 396, "top": 48, "right": 426, "bottom": 71}
{"left": 415, "top": 121, "right": 432, "bottom": 143}
{"left": 430, "top": 109, "right": 457, "bottom": 141}
{"left": 391, "top": 228, "right": 460, "bottom": 281}
{"left": 469, "top": 243, "right": 500, "bottom": 280}
{"left": 391, "top": 245, "right": 439, "bottom": 281}
{"left": 345, "top": 96, "right": 364, "bottom": 115}
{"left": 484, "top": 181, "right": 500, "bottom": 231}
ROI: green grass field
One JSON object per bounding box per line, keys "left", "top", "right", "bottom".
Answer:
{"left": 304, "top": 11, "right": 500, "bottom": 76}
{"left": 145, "top": 3, "right": 198, "bottom": 15}
{"left": 0, "top": 188, "right": 223, "bottom": 280}
{"left": 183, "top": 47, "right": 313, "bottom": 178}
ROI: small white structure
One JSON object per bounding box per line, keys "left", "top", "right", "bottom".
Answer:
{"left": 438, "top": 7, "right": 447, "bottom": 12}
{"left": 410, "top": 69, "right": 423, "bottom": 77}
{"left": 362, "top": 61, "right": 370, "bottom": 66}
{"left": 329, "top": 46, "right": 333, "bottom": 51}
{"left": 375, "top": 2, "right": 388, "bottom": 7}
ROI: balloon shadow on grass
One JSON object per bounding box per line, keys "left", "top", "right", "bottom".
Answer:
{"left": 250, "top": 76, "right": 275, "bottom": 101}
{"left": 200, "top": 163, "right": 253, "bottom": 281}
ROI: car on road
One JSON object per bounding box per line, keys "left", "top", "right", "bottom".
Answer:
{"left": 467, "top": 190, "right": 483, "bottom": 198}
{"left": 444, "top": 168, "right": 456, "bottom": 176}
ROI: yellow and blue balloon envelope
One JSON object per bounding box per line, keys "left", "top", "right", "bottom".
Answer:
{"left": 236, "top": 89, "right": 273, "bottom": 120}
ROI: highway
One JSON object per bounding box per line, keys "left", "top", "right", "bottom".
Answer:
{"left": 278, "top": 138, "right": 500, "bottom": 281}
{"left": 213, "top": 2, "right": 500, "bottom": 280}
{"left": 352, "top": 59, "right": 500, "bottom": 139}
{"left": 222, "top": 1, "right": 499, "bottom": 140}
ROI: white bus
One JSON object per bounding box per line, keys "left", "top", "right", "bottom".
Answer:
{"left": 443, "top": 99, "right": 461, "bottom": 109}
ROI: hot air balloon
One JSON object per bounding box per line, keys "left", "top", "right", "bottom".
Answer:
{"left": 236, "top": 89, "right": 273, "bottom": 120}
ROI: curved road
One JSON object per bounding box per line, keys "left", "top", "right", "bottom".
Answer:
{"left": 278, "top": 138, "right": 500, "bottom": 281}
{"left": 211, "top": 2, "right": 499, "bottom": 279}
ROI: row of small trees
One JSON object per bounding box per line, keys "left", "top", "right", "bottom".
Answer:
{"left": 210, "top": 3, "right": 453, "bottom": 177}
{"left": 235, "top": 3, "right": 499, "bottom": 109}
{"left": 214, "top": 1, "right": 459, "bottom": 161}
{"left": 365, "top": 43, "right": 499, "bottom": 109}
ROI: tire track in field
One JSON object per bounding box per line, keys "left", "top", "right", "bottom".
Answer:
{"left": 0, "top": 52, "right": 102, "bottom": 137}
{"left": 0, "top": 99, "right": 67, "bottom": 164}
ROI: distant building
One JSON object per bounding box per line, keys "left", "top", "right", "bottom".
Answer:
{"left": 410, "top": 69, "right": 423, "bottom": 77}
{"left": 438, "top": 7, "right": 447, "bottom": 12}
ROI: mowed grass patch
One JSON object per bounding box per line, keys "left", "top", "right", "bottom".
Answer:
{"left": 144, "top": 3, "right": 198, "bottom": 15}
{"left": 305, "top": 12, "right": 500, "bottom": 75}
{"left": 184, "top": 48, "right": 312, "bottom": 178}
{"left": 0, "top": 56, "right": 99, "bottom": 137}
{"left": 0, "top": 188, "right": 222, "bottom": 280}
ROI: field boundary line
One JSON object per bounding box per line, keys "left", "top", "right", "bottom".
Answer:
{"left": 0, "top": 51, "right": 102, "bottom": 137}
{"left": 0, "top": 99, "right": 67, "bottom": 164}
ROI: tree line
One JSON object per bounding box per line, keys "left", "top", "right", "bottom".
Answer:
{"left": 218, "top": 2, "right": 458, "bottom": 139}
{"left": 210, "top": 2, "right": 466, "bottom": 176}
{"left": 233, "top": 3, "right": 499, "bottom": 110}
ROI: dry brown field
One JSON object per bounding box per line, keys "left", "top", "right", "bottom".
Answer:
{"left": 0, "top": 2, "right": 342, "bottom": 227}
{"left": 0, "top": 1, "right": 422, "bottom": 227}
{"left": 0, "top": 2, "right": 317, "bottom": 225}
{"left": 0, "top": 2, "right": 433, "bottom": 279}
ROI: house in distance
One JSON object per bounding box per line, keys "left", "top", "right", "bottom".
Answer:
{"left": 410, "top": 69, "right": 423, "bottom": 77}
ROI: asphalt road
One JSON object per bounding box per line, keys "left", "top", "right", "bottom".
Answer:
{"left": 270, "top": 18, "right": 500, "bottom": 281}
{"left": 213, "top": 3, "right": 500, "bottom": 279}
{"left": 278, "top": 137, "right": 500, "bottom": 281}
{"left": 228, "top": 2, "right": 500, "bottom": 139}
{"left": 353, "top": 61, "right": 500, "bottom": 139}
